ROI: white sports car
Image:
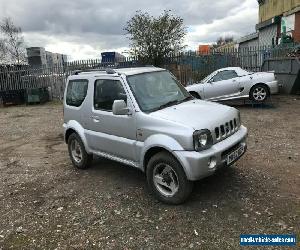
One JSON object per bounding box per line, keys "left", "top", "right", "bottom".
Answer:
{"left": 186, "top": 67, "right": 279, "bottom": 102}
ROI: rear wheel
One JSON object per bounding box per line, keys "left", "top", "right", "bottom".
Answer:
{"left": 146, "top": 152, "right": 194, "bottom": 204}
{"left": 250, "top": 84, "right": 269, "bottom": 102}
{"left": 68, "top": 133, "right": 92, "bottom": 169}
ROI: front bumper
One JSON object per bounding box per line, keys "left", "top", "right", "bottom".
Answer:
{"left": 174, "top": 125, "right": 248, "bottom": 181}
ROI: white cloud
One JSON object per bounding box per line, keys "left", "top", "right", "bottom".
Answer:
{"left": 186, "top": 0, "right": 258, "bottom": 48}
{"left": 23, "top": 32, "right": 129, "bottom": 60}
{"left": 2, "top": 0, "right": 259, "bottom": 60}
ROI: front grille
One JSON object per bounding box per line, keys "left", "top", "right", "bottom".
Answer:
{"left": 214, "top": 118, "right": 239, "bottom": 142}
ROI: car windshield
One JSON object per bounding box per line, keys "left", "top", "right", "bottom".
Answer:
{"left": 127, "top": 71, "right": 192, "bottom": 112}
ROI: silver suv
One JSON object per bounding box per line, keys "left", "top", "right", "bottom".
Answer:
{"left": 63, "top": 67, "right": 247, "bottom": 204}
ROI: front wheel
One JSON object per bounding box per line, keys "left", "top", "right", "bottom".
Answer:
{"left": 250, "top": 84, "right": 269, "bottom": 102}
{"left": 67, "top": 133, "right": 93, "bottom": 169}
{"left": 146, "top": 152, "right": 194, "bottom": 204}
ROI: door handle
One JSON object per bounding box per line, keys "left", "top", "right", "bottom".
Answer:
{"left": 91, "top": 115, "right": 100, "bottom": 122}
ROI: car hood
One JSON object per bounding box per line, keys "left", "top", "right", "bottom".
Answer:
{"left": 150, "top": 100, "right": 238, "bottom": 131}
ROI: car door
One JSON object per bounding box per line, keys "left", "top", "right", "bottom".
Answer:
{"left": 85, "top": 77, "right": 137, "bottom": 162}
{"left": 203, "top": 70, "right": 240, "bottom": 100}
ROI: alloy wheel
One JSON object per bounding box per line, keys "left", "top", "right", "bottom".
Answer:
{"left": 253, "top": 86, "right": 267, "bottom": 101}
{"left": 71, "top": 139, "right": 83, "bottom": 163}
{"left": 153, "top": 163, "right": 179, "bottom": 197}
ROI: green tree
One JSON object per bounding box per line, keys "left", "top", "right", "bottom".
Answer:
{"left": 124, "top": 10, "right": 186, "bottom": 66}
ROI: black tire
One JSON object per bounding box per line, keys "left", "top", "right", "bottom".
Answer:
{"left": 67, "top": 133, "right": 92, "bottom": 169}
{"left": 250, "top": 84, "right": 269, "bottom": 103}
{"left": 190, "top": 92, "right": 201, "bottom": 99}
{"left": 146, "top": 152, "right": 194, "bottom": 205}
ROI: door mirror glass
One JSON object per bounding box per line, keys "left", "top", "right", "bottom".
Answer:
{"left": 112, "top": 100, "right": 129, "bottom": 115}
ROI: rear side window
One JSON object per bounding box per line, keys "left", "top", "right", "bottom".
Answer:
{"left": 212, "top": 70, "right": 238, "bottom": 82}
{"left": 66, "top": 79, "right": 88, "bottom": 107}
{"left": 221, "top": 70, "right": 238, "bottom": 80}
{"left": 94, "top": 79, "right": 126, "bottom": 111}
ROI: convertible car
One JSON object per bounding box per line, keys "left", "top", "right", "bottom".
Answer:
{"left": 186, "top": 67, "right": 279, "bottom": 102}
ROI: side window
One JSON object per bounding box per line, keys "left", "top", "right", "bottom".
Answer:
{"left": 66, "top": 79, "right": 88, "bottom": 107}
{"left": 212, "top": 70, "right": 238, "bottom": 82}
{"left": 212, "top": 72, "right": 224, "bottom": 82}
{"left": 222, "top": 70, "right": 238, "bottom": 80}
{"left": 94, "top": 79, "right": 126, "bottom": 111}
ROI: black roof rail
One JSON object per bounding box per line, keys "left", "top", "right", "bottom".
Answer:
{"left": 71, "top": 65, "right": 155, "bottom": 75}
{"left": 105, "top": 68, "right": 116, "bottom": 74}
{"left": 71, "top": 68, "right": 117, "bottom": 75}
{"left": 72, "top": 70, "right": 82, "bottom": 75}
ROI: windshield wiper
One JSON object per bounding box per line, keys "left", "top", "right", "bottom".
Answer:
{"left": 148, "top": 97, "right": 193, "bottom": 113}
{"left": 147, "top": 100, "right": 180, "bottom": 112}
{"left": 158, "top": 100, "right": 180, "bottom": 110}
{"left": 179, "top": 96, "right": 194, "bottom": 103}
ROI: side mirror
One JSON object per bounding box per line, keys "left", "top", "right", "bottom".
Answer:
{"left": 112, "top": 100, "right": 130, "bottom": 115}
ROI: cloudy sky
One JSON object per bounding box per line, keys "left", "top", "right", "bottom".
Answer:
{"left": 0, "top": 0, "right": 258, "bottom": 61}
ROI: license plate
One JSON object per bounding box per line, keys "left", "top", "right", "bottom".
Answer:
{"left": 227, "top": 145, "right": 244, "bottom": 165}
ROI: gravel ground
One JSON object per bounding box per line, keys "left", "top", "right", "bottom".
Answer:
{"left": 0, "top": 96, "right": 299, "bottom": 249}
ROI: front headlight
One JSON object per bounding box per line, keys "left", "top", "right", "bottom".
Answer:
{"left": 193, "top": 129, "right": 213, "bottom": 151}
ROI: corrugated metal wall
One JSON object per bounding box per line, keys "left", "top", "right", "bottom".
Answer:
{"left": 258, "top": 24, "right": 278, "bottom": 46}
{"left": 239, "top": 39, "right": 259, "bottom": 49}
